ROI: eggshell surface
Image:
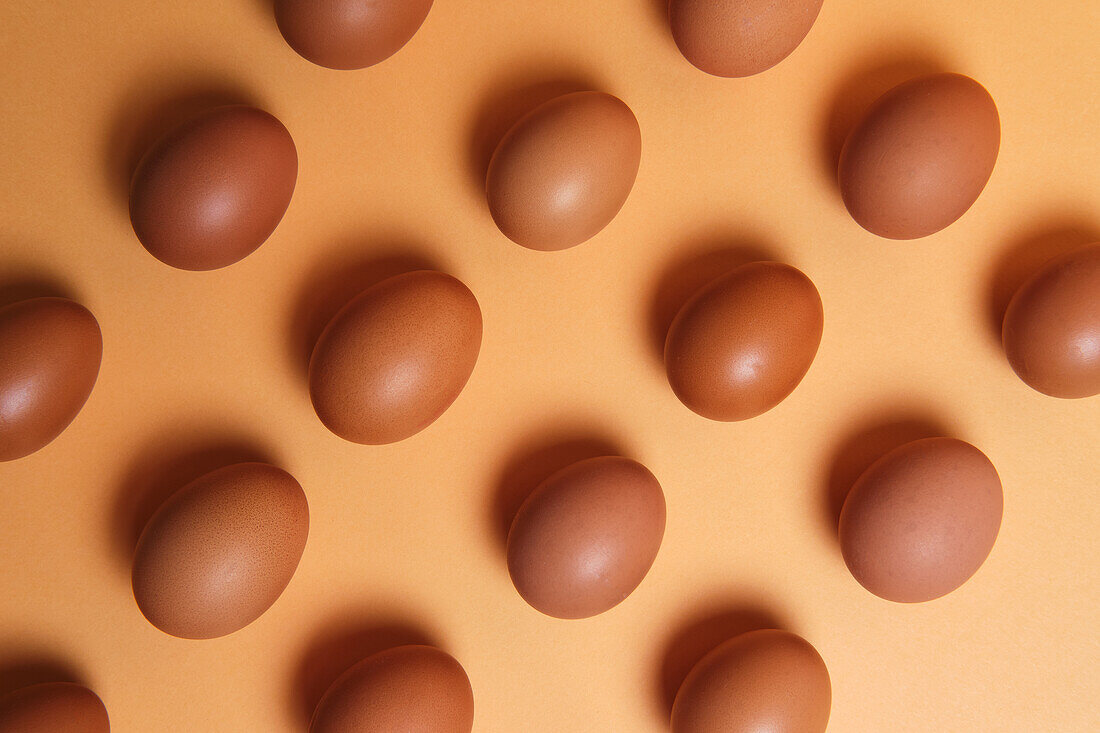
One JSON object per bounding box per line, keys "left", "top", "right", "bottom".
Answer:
{"left": 668, "top": 0, "right": 824, "bottom": 78}
{"left": 310, "top": 645, "right": 474, "bottom": 733}
{"left": 838, "top": 73, "right": 1000, "bottom": 239}
{"left": 664, "top": 261, "right": 823, "bottom": 421}
{"left": 507, "top": 456, "right": 666, "bottom": 619}
{"left": 274, "top": 0, "right": 434, "bottom": 70}
{"left": 0, "top": 297, "right": 102, "bottom": 462}
{"left": 131, "top": 462, "right": 309, "bottom": 639}
{"left": 1002, "top": 243, "right": 1100, "bottom": 398}
{"left": 129, "top": 105, "right": 298, "bottom": 270}
{"left": 671, "top": 629, "right": 831, "bottom": 733}
{"left": 308, "top": 270, "right": 482, "bottom": 444}
{"left": 0, "top": 682, "right": 109, "bottom": 733}
{"left": 839, "top": 437, "right": 1003, "bottom": 603}
{"left": 486, "top": 91, "right": 641, "bottom": 251}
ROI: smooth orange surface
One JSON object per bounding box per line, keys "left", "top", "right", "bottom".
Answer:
{"left": 0, "top": 1, "right": 1097, "bottom": 731}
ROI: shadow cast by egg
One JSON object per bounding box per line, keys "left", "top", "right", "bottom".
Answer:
{"left": 286, "top": 242, "right": 443, "bottom": 379}
{"left": 0, "top": 272, "right": 76, "bottom": 311}
{"left": 109, "top": 432, "right": 275, "bottom": 567}
{"left": 818, "top": 48, "right": 946, "bottom": 189}
{"left": 0, "top": 654, "right": 85, "bottom": 699}
{"left": 646, "top": 234, "right": 777, "bottom": 363}
{"left": 655, "top": 601, "right": 788, "bottom": 718}
{"left": 290, "top": 613, "right": 440, "bottom": 727}
{"left": 490, "top": 429, "right": 624, "bottom": 553}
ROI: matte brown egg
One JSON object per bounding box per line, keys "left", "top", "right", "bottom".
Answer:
{"left": 129, "top": 105, "right": 297, "bottom": 270}
{"left": 0, "top": 682, "right": 109, "bottom": 733}
{"left": 131, "top": 462, "right": 309, "bottom": 639}
{"left": 310, "top": 645, "right": 473, "bottom": 733}
{"left": 664, "top": 261, "right": 823, "bottom": 421}
{"left": 839, "top": 437, "right": 1002, "bottom": 603}
{"left": 309, "top": 270, "right": 482, "bottom": 445}
{"left": 0, "top": 297, "right": 102, "bottom": 462}
{"left": 275, "top": 0, "right": 434, "bottom": 70}
{"left": 671, "top": 629, "right": 831, "bottom": 733}
{"left": 668, "top": 0, "right": 824, "bottom": 78}
{"left": 838, "top": 73, "right": 1000, "bottom": 239}
{"left": 1002, "top": 243, "right": 1100, "bottom": 398}
{"left": 507, "top": 456, "right": 665, "bottom": 619}
{"left": 486, "top": 91, "right": 641, "bottom": 251}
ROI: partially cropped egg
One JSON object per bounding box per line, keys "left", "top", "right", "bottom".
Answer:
{"left": 671, "top": 629, "right": 831, "bottom": 733}
{"left": 1003, "top": 243, "right": 1100, "bottom": 398}
{"left": 309, "top": 270, "right": 482, "bottom": 444}
{"left": 275, "top": 0, "right": 434, "bottom": 70}
{"left": 132, "top": 462, "right": 309, "bottom": 639}
{"left": 0, "top": 297, "right": 102, "bottom": 462}
{"left": 839, "top": 437, "right": 1003, "bottom": 603}
{"left": 129, "top": 105, "right": 297, "bottom": 270}
{"left": 838, "top": 73, "right": 999, "bottom": 239}
{"left": 507, "top": 456, "right": 665, "bottom": 619}
{"left": 668, "top": 0, "right": 824, "bottom": 77}
{"left": 310, "top": 645, "right": 473, "bottom": 733}
{"left": 0, "top": 682, "right": 109, "bottom": 733}
{"left": 664, "top": 261, "right": 823, "bottom": 421}
{"left": 486, "top": 91, "right": 641, "bottom": 251}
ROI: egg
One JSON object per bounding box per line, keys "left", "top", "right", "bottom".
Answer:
{"left": 310, "top": 645, "right": 473, "bottom": 733}
{"left": 1002, "top": 243, "right": 1100, "bottom": 398}
{"left": 129, "top": 105, "right": 297, "bottom": 270}
{"left": 131, "top": 462, "right": 309, "bottom": 639}
{"left": 507, "top": 456, "right": 665, "bottom": 619}
{"left": 309, "top": 270, "right": 482, "bottom": 445}
{"left": 668, "top": 0, "right": 824, "bottom": 78}
{"left": 486, "top": 91, "right": 641, "bottom": 251}
{"left": 275, "top": 0, "right": 434, "bottom": 70}
{"left": 839, "top": 437, "right": 1002, "bottom": 603}
{"left": 664, "top": 261, "right": 823, "bottom": 421}
{"left": 0, "top": 297, "right": 102, "bottom": 462}
{"left": 838, "top": 73, "right": 999, "bottom": 239}
{"left": 671, "top": 629, "right": 831, "bottom": 733}
{"left": 0, "top": 682, "right": 109, "bottom": 733}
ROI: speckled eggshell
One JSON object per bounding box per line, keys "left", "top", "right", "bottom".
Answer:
{"left": 507, "top": 456, "right": 666, "bottom": 619}
{"left": 486, "top": 91, "right": 641, "bottom": 251}
{"left": 0, "top": 682, "right": 109, "bottom": 733}
{"left": 839, "top": 437, "right": 1003, "bottom": 603}
{"left": 308, "top": 270, "right": 482, "bottom": 445}
{"left": 0, "top": 297, "right": 102, "bottom": 462}
{"left": 275, "top": 0, "right": 434, "bottom": 70}
{"left": 129, "top": 105, "right": 298, "bottom": 270}
{"left": 131, "top": 462, "right": 309, "bottom": 639}
{"left": 1002, "top": 243, "right": 1100, "bottom": 398}
{"left": 668, "top": 0, "right": 824, "bottom": 78}
{"left": 664, "top": 261, "right": 823, "bottom": 421}
{"left": 310, "top": 645, "right": 474, "bottom": 733}
{"left": 671, "top": 629, "right": 831, "bottom": 733}
{"left": 838, "top": 73, "right": 1000, "bottom": 239}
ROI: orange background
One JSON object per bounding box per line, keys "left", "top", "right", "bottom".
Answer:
{"left": 1, "top": 0, "right": 1098, "bottom": 731}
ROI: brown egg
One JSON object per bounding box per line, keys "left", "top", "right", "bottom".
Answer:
{"left": 309, "top": 270, "right": 482, "bottom": 445}
{"left": 1002, "top": 243, "right": 1100, "bottom": 398}
{"left": 507, "top": 456, "right": 665, "bottom": 619}
{"left": 0, "top": 682, "right": 109, "bottom": 733}
{"left": 0, "top": 297, "right": 102, "bottom": 462}
{"left": 664, "top": 261, "right": 823, "bottom": 421}
{"left": 129, "top": 105, "right": 297, "bottom": 270}
{"left": 131, "top": 462, "right": 309, "bottom": 639}
{"left": 668, "top": 0, "right": 824, "bottom": 78}
{"left": 275, "top": 0, "right": 434, "bottom": 70}
{"left": 486, "top": 91, "right": 641, "bottom": 251}
{"left": 838, "top": 73, "right": 1000, "bottom": 239}
{"left": 671, "top": 629, "right": 831, "bottom": 733}
{"left": 310, "top": 645, "right": 473, "bottom": 733}
{"left": 839, "top": 437, "right": 1002, "bottom": 603}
